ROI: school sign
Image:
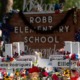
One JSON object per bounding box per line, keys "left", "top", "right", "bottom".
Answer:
{"left": 9, "top": 9, "right": 80, "bottom": 56}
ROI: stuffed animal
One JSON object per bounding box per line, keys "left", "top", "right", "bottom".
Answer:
{"left": 20, "top": 69, "right": 27, "bottom": 80}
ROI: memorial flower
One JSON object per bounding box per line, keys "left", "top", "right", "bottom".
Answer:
{"left": 29, "top": 66, "right": 40, "bottom": 80}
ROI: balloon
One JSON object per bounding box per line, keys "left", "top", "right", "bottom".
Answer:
{"left": 8, "top": 73, "right": 10, "bottom": 76}
{"left": 75, "top": 54, "right": 78, "bottom": 59}
{"left": 71, "top": 54, "right": 76, "bottom": 60}
{"left": 6, "top": 57, "right": 10, "bottom": 61}
{"left": 10, "top": 57, "right": 14, "bottom": 61}
{"left": 54, "top": 4, "right": 60, "bottom": 10}
{"left": 6, "top": 55, "right": 10, "bottom": 61}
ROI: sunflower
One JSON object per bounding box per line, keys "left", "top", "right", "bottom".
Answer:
{"left": 63, "top": 69, "right": 70, "bottom": 78}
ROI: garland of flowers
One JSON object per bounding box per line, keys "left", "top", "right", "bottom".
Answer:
{"left": 18, "top": 8, "right": 75, "bottom": 34}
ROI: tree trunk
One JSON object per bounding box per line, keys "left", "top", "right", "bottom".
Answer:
{"left": 0, "top": 0, "right": 7, "bottom": 21}
{"left": 59, "top": 0, "right": 65, "bottom": 3}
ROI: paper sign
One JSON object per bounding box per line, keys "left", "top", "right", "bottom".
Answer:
{"left": 5, "top": 44, "right": 13, "bottom": 57}
{"left": 16, "top": 55, "right": 36, "bottom": 62}
{"left": 0, "top": 61, "right": 32, "bottom": 69}
{"left": 49, "top": 55, "right": 64, "bottom": 61}
{"left": 37, "top": 59, "right": 50, "bottom": 68}
{"left": 52, "top": 60, "right": 70, "bottom": 67}
{"left": 52, "top": 60, "right": 80, "bottom": 68}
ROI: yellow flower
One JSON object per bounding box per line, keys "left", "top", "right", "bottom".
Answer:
{"left": 15, "top": 72, "right": 20, "bottom": 76}
{"left": 63, "top": 69, "right": 70, "bottom": 77}
{"left": 4, "top": 77, "right": 11, "bottom": 80}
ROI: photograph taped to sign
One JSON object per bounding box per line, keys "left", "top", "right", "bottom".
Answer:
{"left": 0, "top": 61, "right": 32, "bottom": 69}
{"left": 71, "top": 61, "right": 77, "bottom": 69}
{"left": 52, "top": 60, "right": 70, "bottom": 67}
{"left": 49, "top": 55, "right": 64, "bottom": 61}
{"left": 16, "top": 55, "right": 36, "bottom": 62}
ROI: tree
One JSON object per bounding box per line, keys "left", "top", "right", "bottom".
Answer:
{"left": 0, "top": 0, "right": 13, "bottom": 21}
{"left": 13, "top": 0, "right": 23, "bottom": 10}
{"left": 0, "top": 0, "right": 80, "bottom": 19}
{"left": 64, "top": 0, "right": 80, "bottom": 10}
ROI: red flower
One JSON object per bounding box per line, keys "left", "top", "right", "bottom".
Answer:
{"left": 10, "top": 57, "right": 14, "bottom": 61}
{"left": 52, "top": 74, "right": 59, "bottom": 80}
{"left": 29, "top": 66, "right": 40, "bottom": 73}
{"left": 55, "top": 10, "right": 60, "bottom": 14}
{"left": 66, "top": 55, "right": 69, "bottom": 59}
{"left": 2, "top": 58, "right": 5, "bottom": 62}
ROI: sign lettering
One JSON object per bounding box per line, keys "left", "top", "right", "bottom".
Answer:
{"left": 10, "top": 12, "right": 75, "bottom": 57}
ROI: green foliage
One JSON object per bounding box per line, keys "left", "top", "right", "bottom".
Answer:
{"left": 52, "top": 0, "right": 59, "bottom": 4}
{"left": 13, "top": 0, "right": 23, "bottom": 10}
{"left": 1, "top": 0, "right": 80, "bottom": 13}
{"left": 43, "top": 0, "right": 59, "bottom": 4}
{"left": 0, "top": 2, "right": 1, "bottom": 8}
{"left": 43, "top": 0, "right": 51, "bottom": 4}
{"left": 64, "top": 0, "right": 80, "bottom": 10}
{"left": 8, "top": 0, "right": 80, "bottom": 11}
{"left": 0, "top": 1, "right": 2, "bottom": 21}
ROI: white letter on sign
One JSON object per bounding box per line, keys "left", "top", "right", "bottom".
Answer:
{"left": 14, "top": 27, "right": 18, "bottom": 33}
{"left": 42, "top": 16, "right": 47, "bottom": 23}
{"left": 30, "top": 17, "right": 34, "bottom": 23}
{"left": 48, "top": 16, "right": 52, "bottom": 23}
